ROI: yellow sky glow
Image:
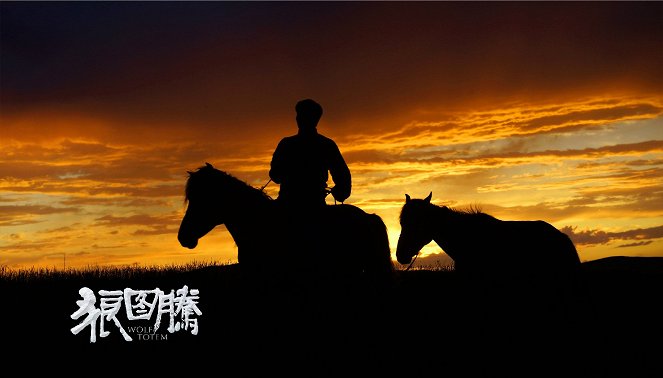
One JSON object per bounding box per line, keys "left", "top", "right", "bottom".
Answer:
{"left": 2, "top": 95, "right": 662, "bottom": 269}
{"left": 2, "top": 2, "right": 662, "bottom": 269}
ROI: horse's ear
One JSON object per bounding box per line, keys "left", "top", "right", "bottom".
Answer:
{"left": 405, "top": 194, "right": 411, "bottom": 203}
{"left": 424, "top": 192, "right": 432, "bottom": 203}
{"left": 205, "top": 162, "right": 213, "bottom": 169}
{"left": 187, "top": 170, "right": 193, "bottom": 175}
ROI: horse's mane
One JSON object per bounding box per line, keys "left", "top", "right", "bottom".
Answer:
{"left": 441, "top": 203, "right": 498, "bottom": 221}
{"left": 446, "top": 204, "right": 486, "bottom": 216}
{"left": 185, "top": 164, "right": 272, "bottom": 204}
{"left": 401, "top": 200, "right": 496, "bottom": 222}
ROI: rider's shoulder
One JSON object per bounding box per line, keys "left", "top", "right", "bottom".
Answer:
{"left": 286, "top": 133, "right": 338, "bottom": 149}
{"left": 279, "top": 135, "right": 299, "bottom": 145}
{"left": 314, "top": 133, "right": 338, "bottom": 146}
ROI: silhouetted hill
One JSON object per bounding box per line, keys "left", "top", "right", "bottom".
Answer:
{"left": 582, "top": 255, "right": 663, "bottom": 272}
{"left": 1, "top": 257, "right": 661, "bottom": 376}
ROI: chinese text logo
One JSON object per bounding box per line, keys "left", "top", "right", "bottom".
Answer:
{"left": 70, "top": 285, "right": 202, "bottom": 343}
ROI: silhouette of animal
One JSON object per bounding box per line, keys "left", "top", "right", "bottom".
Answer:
{"left": 178, "top": 163, "right": 393, "bottom": 280}
{"left": 396, "top": 193, "right": 581, "bottom": 273}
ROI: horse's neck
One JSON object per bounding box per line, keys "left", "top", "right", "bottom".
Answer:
{"left": 222, "top": 195, "right": 271, "bottom": 248}
{"left": 430, "top": 206, "right": 462, "bottom": 253}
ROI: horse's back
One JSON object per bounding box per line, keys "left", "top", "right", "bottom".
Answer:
{"left": 323, "top": 203, "right": 370, "bottom": 219}
{"left": 262, "top": 204, "right": 393, "bottom": 278}
{"left": 502, "top": 220, "right": 580, "bottom": 270}
{"left": 323, "top": 204, "right": 394, "bottom": 277}
{"left": 322, "top": 203, "right": 384, "bottom": 239}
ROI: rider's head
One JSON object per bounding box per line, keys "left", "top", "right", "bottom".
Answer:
{"left": 296, "top": 99, "right": 323, "bottom": 132}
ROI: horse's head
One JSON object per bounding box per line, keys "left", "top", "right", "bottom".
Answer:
{"left": 178, "top": 163, "right": 225, "bottom": 249}
{"left": 396, "top": 192, "right": 434, "bottom": 265}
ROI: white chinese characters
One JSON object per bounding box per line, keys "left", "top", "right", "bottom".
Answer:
{"left": 71, "top": 285, "right": 202, "bottom": 343}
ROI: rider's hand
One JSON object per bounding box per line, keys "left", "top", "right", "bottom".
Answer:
{"left": 330, "top": 186, "right": 348, "bottom": 203}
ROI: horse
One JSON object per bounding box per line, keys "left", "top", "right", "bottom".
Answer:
{"left": 395, "top": 192, "right": 588, "bottom": 362}
{"left": 177, "top": 163, "right": 393, "bottom": 282}
{"left": 396, "top": 192, "right": 581, "bottom": 274}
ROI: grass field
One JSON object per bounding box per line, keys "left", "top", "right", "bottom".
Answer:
{"left": 1, "top": 257, "right": 661, "bottom": 376}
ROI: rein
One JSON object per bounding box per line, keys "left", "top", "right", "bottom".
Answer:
{"left": 260, "top": 178, "right": 272, "bottom": 192}
{"left": 260, "top": 180, "right": 344, "bottom": 205}
{"left": 325, "top": 186, "right": 343, "bottom": 205}
{"left": 404, "top": 252, "right": 420, "bottom": 271}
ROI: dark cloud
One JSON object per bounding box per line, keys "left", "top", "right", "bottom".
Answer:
{"left": 0, "top": 218, "right": 40, "bottom": 227}
{"left": 1, "top": 239, "right": 61, "bottom": 253}
{"left": 625, "top": 159, "right": 663, "bottom": 167}
{"left": 520, "top": 104, "right": 662, "bottom": 131}
{"left": 613, "top": 226, "right": 663, "bottom": 241}
{"left": 93, "top": 213, "right": 181, "bottom": 238}
{"left": 617, "top": 241, "right": 653, "bottom": 248}
{"left": 0, "top": 140, "right": 216, "bottom": 181}
{"left": 561, "top": 225, "right": 663, "bottom": 247}
{"left": 560, "top": 227, "right": 611, "bottom": 246}
{"left": 0, "top": 205, "right": 81, "bottom": 226}
{"left": 94, "top": 214, "right": 178, "bottom": 227}
{"left": 437, "top": 140, "right": 663, "bottom": 163}
{"left": 0, "top": 196, "right": 27, "bottom": 204}
{"left": 2, "top": 2, "right": 661, "bottom": 142}
{"left": 487, "top": 189, "right": 663, "bottom": 224}
{"left": 0, "top": 180, "right": 184, "bottom": 198}
{"left": 132, "top": 226, "right": 180, "bottom": 236}
{"left": 59, "top": 197, "right": 170, "bottom": 208}
{"left": 90, "top": 244, "right": 125, "bottom": 250}
{"left": 0, "top": 141, "right": 118, "bottom": 165}
{"left": 343, "top": 150, "right": 399, "bottom": 165}
{"left": 37, "top": 225, "right": 79, "bottom": 234}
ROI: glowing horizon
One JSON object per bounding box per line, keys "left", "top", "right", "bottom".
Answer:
{"left": 2, "top": 3, "right": 662, "bottom": 268}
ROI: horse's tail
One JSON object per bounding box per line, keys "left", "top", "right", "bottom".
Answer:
{"left": 366, "top": 214, "right": 394, "bottom": 280}
{"left": 559, "top": 230, "right": 581, "bottom": 267}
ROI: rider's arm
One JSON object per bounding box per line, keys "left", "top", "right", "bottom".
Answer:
{"left": 329, "top": 141, "right": 351, "bottom": 202}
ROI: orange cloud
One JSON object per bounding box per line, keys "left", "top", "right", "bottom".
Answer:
{"left": 561, "top": 225, "right": 663, "bottom": 247}
{"left": 2, "top": 3, "right": 662, "bottom": 268}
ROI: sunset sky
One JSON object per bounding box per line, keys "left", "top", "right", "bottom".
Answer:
{"left": 2, "top": 2, "right": 662, "bottom": 269}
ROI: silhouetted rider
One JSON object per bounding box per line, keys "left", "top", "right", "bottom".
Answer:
{"left": 269, "top": 99, "right": 351, "bottom": 208}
